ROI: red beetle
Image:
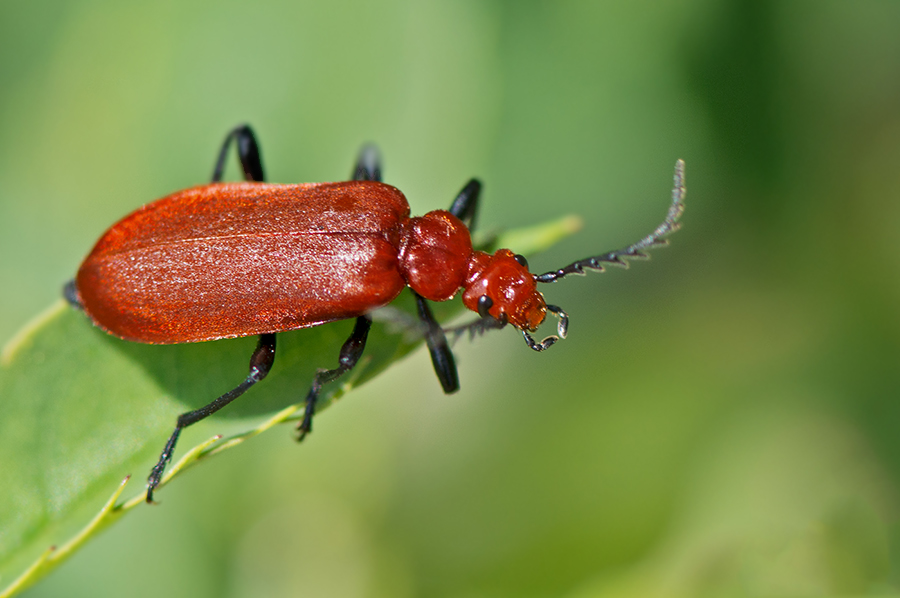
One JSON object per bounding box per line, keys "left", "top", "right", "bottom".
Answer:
{"left": 65, "top": 125, "right": 685, "bottom": 502}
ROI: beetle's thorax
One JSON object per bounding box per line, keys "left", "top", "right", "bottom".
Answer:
{"left": 396, "top": 210, "right": 547, "bottom": 331}
{"left": 397, "top": 210, "right": 474, "bottom": 302}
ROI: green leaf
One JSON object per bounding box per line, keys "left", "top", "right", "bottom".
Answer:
{"left": 0, "top": 215, "right": 579, "bottom": 596}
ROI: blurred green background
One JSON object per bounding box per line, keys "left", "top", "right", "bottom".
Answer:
{"left": 2, "top": 0, "right": 900, "bottom": 596}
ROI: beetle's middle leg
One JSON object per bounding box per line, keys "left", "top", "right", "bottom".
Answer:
{"left": 297, "top": 315, "right": 372, "bottom": 440}
{"left": 351, "top": 144, "right": 382, "bottom": 182}
{"left": 146, "top": 333, "right": 277, "bottom": 502}
{"left": 211, "top": 124, "right": 265, "bottom": 183}
{"left": 347, "top": 144, "right": 461, "bottom": 394}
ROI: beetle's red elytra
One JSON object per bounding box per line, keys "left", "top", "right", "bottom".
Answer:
{"left": 77, "top": 181, "right": 414, "bottom": 343}
{"left": 65, "top": 125, "right": 685, "bottom": 502}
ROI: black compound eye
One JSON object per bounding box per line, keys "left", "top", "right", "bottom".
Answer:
{"left": 513, "top": 254, "right": 528, "bottom": 268}
{"left": 477, "top": 295, "right": 493, "bottom": 319}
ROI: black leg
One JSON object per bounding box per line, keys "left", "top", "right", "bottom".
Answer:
{"left": 211, "top": 124, "right": 266, "bottom": 183}
{"left": 414, "top": 292, "right": 459, "bottom": 394}
{"left": 444, "top": 312, "right": 508, "bottom": 343}
{"left": 520, "top": 304, "right": 569, "bottom": 352}
{"left": 351, "top": 144, "right": 382, "bottom": 182}
{"left": 448, "top": 179, "right": 482, "bottom": 232}
{"left": 297, "top": 316, "right": 373, "bottom": 440}
{"left": 63, "top": 279, "right": 83, "bottom": 310}
{"left": 146, "top": 333, "right": 277, "bottom": 502}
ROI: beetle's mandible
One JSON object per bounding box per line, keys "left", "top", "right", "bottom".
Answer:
{"left": 64, "top": 125, "right": 686, "bottom": 502}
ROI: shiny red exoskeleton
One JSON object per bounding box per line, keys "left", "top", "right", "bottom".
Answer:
{"left": 64, "top": 125, "right": 685, "bottom": 502}
{"left": 74, "top": 181, "right": 546, "bottom": 344}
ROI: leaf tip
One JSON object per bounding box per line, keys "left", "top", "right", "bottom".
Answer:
{"left": 560, "top": 214, "right": 584, "bottom": 234}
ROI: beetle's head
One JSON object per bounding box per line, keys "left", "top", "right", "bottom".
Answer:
{"left": 462, "top": 249, "right": 567, "bottom": 351}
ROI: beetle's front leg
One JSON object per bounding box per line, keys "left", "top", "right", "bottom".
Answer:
{"left": 448, "top": 179, "right": 482, "bottom": 233}
{"left": 413, "top": 292, "right": 459, "bottom": 394}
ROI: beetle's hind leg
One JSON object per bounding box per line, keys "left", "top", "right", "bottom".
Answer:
{"left": 211, "top": 124, "right": 266, "bottom": 183}
{"left": 64, "top": 125, "right": 267, "bottom": 312}
{"left": 297, "top": 315, "right": 373, "bottom": 440}
{"left": 146, "top": 333, "right": 277, "bottom": 503}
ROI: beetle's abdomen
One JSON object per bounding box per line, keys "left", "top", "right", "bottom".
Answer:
{"left": 75, "top": 181, "right": 410, "bottom": 343}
